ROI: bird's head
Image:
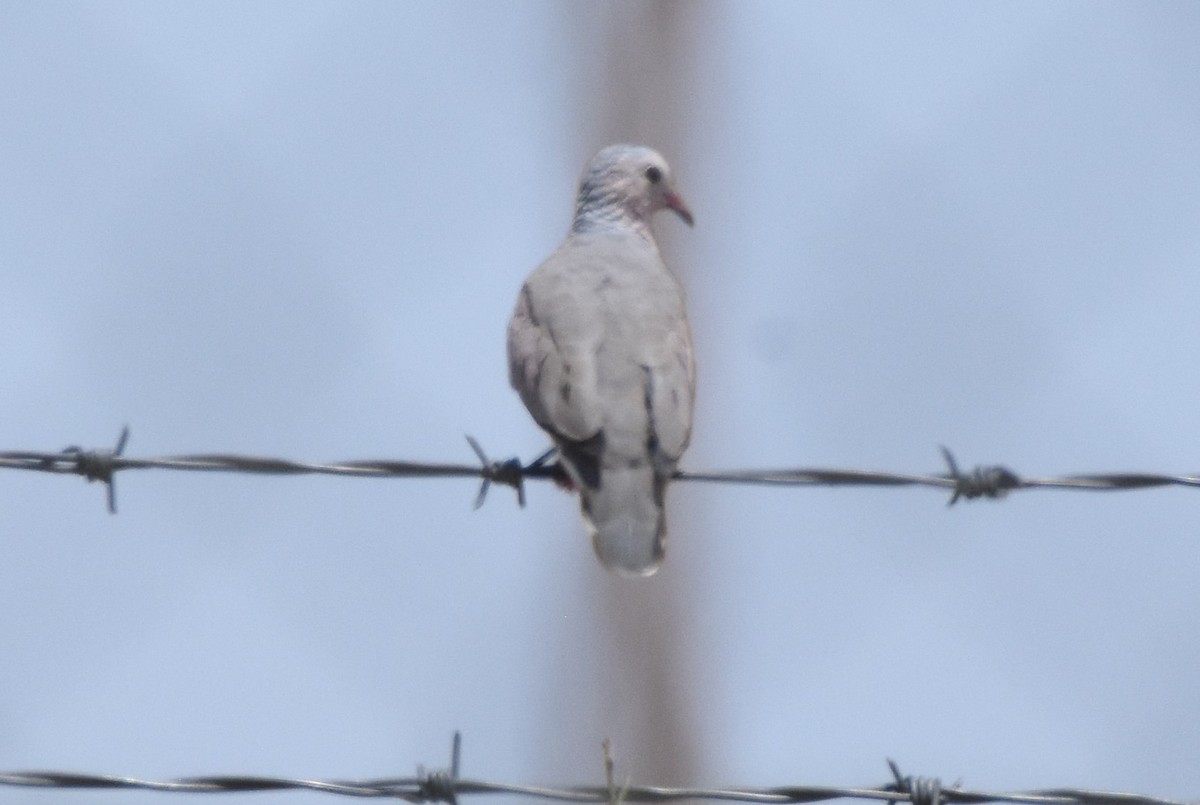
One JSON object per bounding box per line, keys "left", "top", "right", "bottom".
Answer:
{"left": 574, "top": 144, "right": 693, "bottom": 231}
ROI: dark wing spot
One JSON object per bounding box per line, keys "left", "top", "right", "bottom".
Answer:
{"left": 559, "top": 382, "right": 571, "bottom": 403}
{"left": 559, "top": 430, "right": 605, "bottom": 490}
{"left": 641, "top": 365, "right": 658, "bottom": 454}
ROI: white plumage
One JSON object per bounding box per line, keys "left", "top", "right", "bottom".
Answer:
{"left": 507, "top": 144, "right": 695, "bottom": 576}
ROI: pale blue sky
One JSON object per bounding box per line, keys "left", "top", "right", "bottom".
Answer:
{"left": 3, "top": 3, "right": 1199, "bottom": 804}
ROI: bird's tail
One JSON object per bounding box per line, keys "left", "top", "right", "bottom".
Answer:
{"left": 579, "top": 463, "right": 667, "bottom": 577}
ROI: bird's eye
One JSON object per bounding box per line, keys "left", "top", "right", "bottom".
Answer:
{"left": 644, "top": 165, "right": 662, "bottom": 184}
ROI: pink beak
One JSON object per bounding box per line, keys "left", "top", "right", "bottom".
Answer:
{"left": 664, "top": 190, "right": 694, "bottom": 227}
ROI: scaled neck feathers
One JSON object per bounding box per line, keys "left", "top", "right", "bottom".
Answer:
{"left": 570, "top": 181, "right": 656, "bottom": 243}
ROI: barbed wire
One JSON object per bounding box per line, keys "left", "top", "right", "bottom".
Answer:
{"left": 0, "top": 735, "right": 1189, "bottom": 805}
{"left": 1, "top": 426, "right": 1198, "bottom": 514}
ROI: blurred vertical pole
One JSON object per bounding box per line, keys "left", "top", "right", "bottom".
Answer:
{"left": 560, "top": 0, "right": 708, "bottom": 787}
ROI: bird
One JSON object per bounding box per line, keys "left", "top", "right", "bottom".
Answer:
{"left": 507, "top": 144, "right": 696, "bottom": 576}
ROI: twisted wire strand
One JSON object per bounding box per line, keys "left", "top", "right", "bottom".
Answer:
{"left": 0, "top": 737, "right": 1187, "bottom": 805}
{"left": 1, "top": 426, "right": 1198, "bottom": 514}
{"left": 0, "top": 770, "right": 1187, "bottom": 805}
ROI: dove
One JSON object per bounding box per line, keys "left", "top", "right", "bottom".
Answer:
{"left": 507, "top": 144, "right": 696, "bottom": 576}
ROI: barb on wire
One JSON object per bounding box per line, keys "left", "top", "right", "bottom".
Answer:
{"left": 0, "top": 740, "right": 1190, "bottom": 805}
{"left": 415, "top": 731, "right": 461, "bottom": 805}
{"left": 467, "top": 437, "right": 557, "bottom": 510}
{"left": 602, "top": 739, "right": 630, "bottom": 805}
{"left": 939, "top": 446, "right": 1021, "bottom": 505}
{"left": 60, "top": 425, "right": 129, "bottom": 513}
{"left": 2, "top": 426, "right": 1200, "bottom": 514}
{"left": 887, "top": 760, "right": 944, "bottom": 805}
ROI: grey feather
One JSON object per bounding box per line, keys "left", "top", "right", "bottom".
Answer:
{"left": 507, "top": 145, "right": 695, "bottom": 576}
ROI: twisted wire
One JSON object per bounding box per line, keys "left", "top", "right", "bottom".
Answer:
{"left": 0, "top": 766, "right": 1187, "bottom": 805}
{"left": 1, "top": 426, "right": 1198, "bottom": 514}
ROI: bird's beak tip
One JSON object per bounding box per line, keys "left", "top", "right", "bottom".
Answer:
{"left": 665, "top": 192, "right": 694, "bottom": 227}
